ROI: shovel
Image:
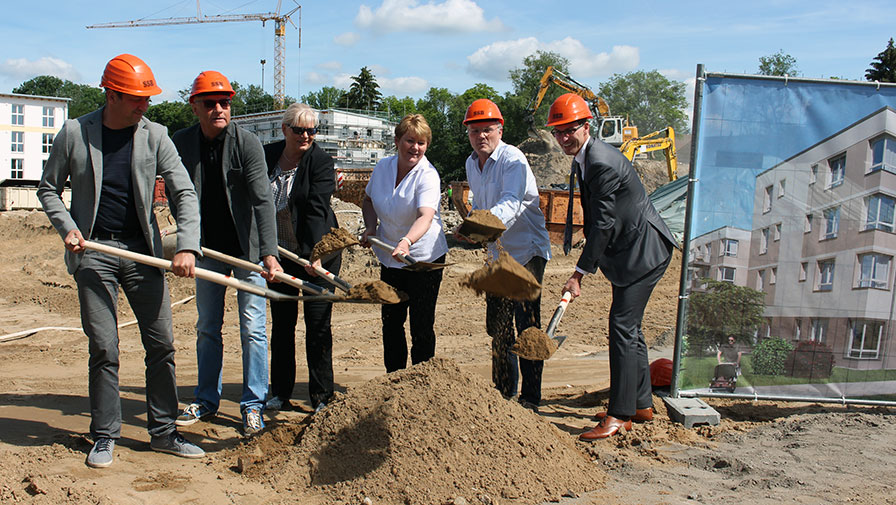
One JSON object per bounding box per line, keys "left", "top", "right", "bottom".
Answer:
{"left": 366, "top": 236, "right": 452, "bottom": 272}
{"left": 511, "top": 291, "right": 572, "bottom": 361}
{"left": 277, "top": 246, "right": 353, "bottom": 293}
{"left": 200, "top": 247, "right": 330, "bottom": 296}
{"left": 72, "top": 239, "right": 298, "bottom": 302}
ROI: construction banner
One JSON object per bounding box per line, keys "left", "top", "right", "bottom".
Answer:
{"left": 677, "top": 69, "right": 896, "bottom": 405}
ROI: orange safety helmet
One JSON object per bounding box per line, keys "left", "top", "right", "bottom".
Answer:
{"left": 100, "top": 54, "right": 162, "bottom": 96}
{"left": 189, "top": 70, "right": 235, "bottom": 101}
{"left": 546, "top": 93, "right": 593, "bottom": 127}
{"left": 650, "top": 358, "right": 674, "bottom": 387}
{"left": 463, "top": 98, "right": 504, "bottom": 125}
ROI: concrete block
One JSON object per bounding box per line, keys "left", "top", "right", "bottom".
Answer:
{"left": 663, "top": 397, "right": 720, "bottom": 428}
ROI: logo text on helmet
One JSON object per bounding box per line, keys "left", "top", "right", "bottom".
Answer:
{"left": 143, "top": 80, "right": 155, "bottom": 88}
{"left": 211, "top": 81, "right": 224, "bottom": 87}
{"left": 472, "top": 110, "right": 484, "bottom": 116}
{"left": 552, "top": 112, "right": 563, "bottom": 119}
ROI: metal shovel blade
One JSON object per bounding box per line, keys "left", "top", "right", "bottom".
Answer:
{"left": 367, "top": 236, "right": 452, "bottom": 272}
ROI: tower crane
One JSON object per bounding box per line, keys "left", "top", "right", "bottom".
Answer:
{"left": 87, "top": 1, "right": 300, "bottom": 109}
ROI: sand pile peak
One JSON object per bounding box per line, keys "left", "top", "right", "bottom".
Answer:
{"left": 229, "top": 357, "right": 603, "bottom": 504}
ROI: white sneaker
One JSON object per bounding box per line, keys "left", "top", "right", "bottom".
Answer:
{"left": 243, "top": 408, "right": 264, "bottom": 436}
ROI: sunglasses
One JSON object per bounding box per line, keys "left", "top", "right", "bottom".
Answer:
{"left": 200, "top": 98, "right": 231, "bottom": 109}
{"left": 551, "top": 121, "right": 587, "bottom": 137}
{"left": 289, "top": 126, "right": 318, "bottom": 136}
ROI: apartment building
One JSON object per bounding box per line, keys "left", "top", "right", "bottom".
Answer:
{"left": 687, "top": 226, "right": 751, "bottom": 291}
{"left": 0, "top": 93, "right": 69, "bottom": 185}
{"left": 750, "top": 106, "right": 896, "bottom": 370}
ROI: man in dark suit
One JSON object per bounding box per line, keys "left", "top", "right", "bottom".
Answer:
{"left": 171, "top": 70, "right": 281, "bottom": 437}
{"left": 547, "top": 93, "right": 678, "bottom": 440}
{"left": 38, "top": 54, "right": 205, "bottom": 467}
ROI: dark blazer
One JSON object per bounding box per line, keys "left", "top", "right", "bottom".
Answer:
{"left": 577, "top": 137, "right": 678, "bottom": 286}
{"left": 264, "top": 140, "right": 338, "bottom": 258}
{"left": 38, "top": 108, "right": 201, "bottom": 274}
{"left": 172, "top": 121, "right": 278, "bottom": 263}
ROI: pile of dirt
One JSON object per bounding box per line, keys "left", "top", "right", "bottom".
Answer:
{"left": 345, "top": 280, "right": 405, "bottom": 304}
{"left": 457, "top": 209, "right": 505, "bottom": 243}
{"left": 227, "top": 358, "right": 604, "bottom": 504}
{"left": 311, "top": 227, "right": 360, "bottom": 262}
{"left": 518, "top": 129, "right": 572, "bottom": 188}
{"left": 512, "top": 326, "right": 558, "bottom": 361}
{"left": 461, "top": 251, "right": 541, "bottom": 301}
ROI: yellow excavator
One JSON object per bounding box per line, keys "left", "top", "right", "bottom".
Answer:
{"left": 527, "top": 66, "right": 678, "bottom": 181}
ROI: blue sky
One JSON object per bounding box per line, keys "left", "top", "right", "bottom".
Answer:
{"left": 2, "top": 0, "right": 893, "bottom": 105}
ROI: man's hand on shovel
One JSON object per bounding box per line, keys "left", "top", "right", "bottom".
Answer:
{"left": 64, "top": 230, "right": 86, "bottom": 254}
{"left": 562, "top": 271, "right": 584, "bottom": 299}
{"left": 261, "top": 255, "right": 284, "bottom": 283}
{"left": 171, "top": 251, "right": 196, "bottom": 278}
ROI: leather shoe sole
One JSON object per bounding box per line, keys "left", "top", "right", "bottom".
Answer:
{"left": 594, "top": 408, "right": 653, "bottom": 423}
{"left": 579, "top": 416, "right": 632, "bottom": 441}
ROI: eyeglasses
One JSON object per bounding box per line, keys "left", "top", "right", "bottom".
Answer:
{"left": 467, "top": 125, "right": 501, "bottom": 137}
{"left": 201, "top": 98, "right": 231, "bottom": 109}
{"left": 289, "top": 126, "right": 318, "bottom": 136}
{"left": 551, "top": 121, "right": 587, "bottom": 138}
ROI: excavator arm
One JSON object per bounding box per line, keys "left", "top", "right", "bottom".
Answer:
{"left": 526, "top": 66, "right": 610, "bottom": 125}
{"left": 619, "top": 127, "right": 678, "bottom": 181}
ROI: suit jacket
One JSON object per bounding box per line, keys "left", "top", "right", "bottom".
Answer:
{"left": 577, "top": 137, "right": 678, "bottom": 286}
{"left": 264, "top": 140, "right": 338, "bottom": 259}
{"left": 38, "top": 108, "right": 200, "bottom": 275}
{"left": 172, "top": 122, "right": 278, "bottom": 263}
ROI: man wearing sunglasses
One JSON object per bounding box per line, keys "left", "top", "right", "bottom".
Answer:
{"left": 547, "top": 93, "right": 677, "bottom": 440}
{"left": 172, "top": 70, "right": 282, "bottom": 437}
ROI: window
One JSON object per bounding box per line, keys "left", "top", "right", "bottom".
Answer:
{"left": 865, "top": 194, "right": 895, "bottom": 232}
{"left": 805, "top": 214, "right": 813, "bottom": 233}
{"left": 11, "top": 131, "right": 24, "bottom": 152}
{"left": 757, "top": 269, "right": 765, "bottom": 291}
{"left": 817, "top": 259, "right": 835, "bottom": 291}
{"left": 774, "top": 223, "right": 782, "bottom": 241}
{"left": 10, "top": 159, "right": 24, "bottom": 179}
{"left": 848, "top": 320, "right": 882, "bottom": 359}
{"left": 723, "top": 239, "right": 738, "bottom": 257}
{"left": 827, "top": 154, "right": 845, "bottom": 188}
{"left": 795, "top": 319, "right": 802, "bottom": 341}
{"left": 870, "top": 136, "right": 896, "bottom": 173}
{"left": 822, "top": 207, "right": 839, "bottom": 240}
{"left": 760, "top": 228, "right": 769, "bottom": 254}
{"left": 42, "top": 107, "right": 54, "bottom": 128}
{"left": 42, "top": 133, "right": 54, "bottom": 154}
{"left": 810, "top": 319, "right": 828, "bottom": 343}
{"left": 777, "top": 179, "right": 786, "bottom": 198}
{"left": 763, "top": 185, "right": 773, "bottom": 212}
{"left": 770, "top": 267, "right": 777, "bottom": 285}
{"left": 799, "top": 262, "right": 808, "bottom": 281}
{"left": 858, "top": 253, "right": 890, "bottom": 289}
{"left": 11, "top": 104, "right": 23, "bottom": 125}
{"left": 809, "top": 164, "right": 818, "bottom": 185}
{"left": 720, "top": 266, "right": 735, "bottom": 283}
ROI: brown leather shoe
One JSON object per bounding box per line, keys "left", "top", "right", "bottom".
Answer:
{"left": 594, "top": 408, "right": 653, "bottom": 423}
{"left": 579, "top": 415, "right": 632, "bottom": 441}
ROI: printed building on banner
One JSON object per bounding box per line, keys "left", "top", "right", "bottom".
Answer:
{"left": 687, "top": 226, "right": 752, "bottom": 291}
{"left": 750, "top": 106, "right": 896, "bottom": 370}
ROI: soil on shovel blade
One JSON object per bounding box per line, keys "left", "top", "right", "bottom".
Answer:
{"left": 460, "top": 251, "right": 541, "bottom": 301}
{"left": 311, "top": 227, "right": 359, "bottom": 261}
{"left": 512, "top": 326, "right": 558, "bottom": 361}
{"left": 457, "top": 209, "right": 506, "bottom": 243}
{"left": 345, "top": 280, "right": 406, "bottom": 304}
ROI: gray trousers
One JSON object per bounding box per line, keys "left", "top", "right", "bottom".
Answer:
{"left": 74, "top": 236, "right": 178, "bottom": 440}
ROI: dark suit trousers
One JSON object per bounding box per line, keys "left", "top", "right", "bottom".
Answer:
{"left": 379, "top": 255, "right": 445, "bottom": 373}
{"left": 268, "top": 255, "right": 341, "bottom": 408}
{"left": 607, "top": 251, "right": 672, "bottom": 419}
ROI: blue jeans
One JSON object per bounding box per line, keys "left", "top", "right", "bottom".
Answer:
{"left": 193, "top": 256, "right": 268, "bottom": 414}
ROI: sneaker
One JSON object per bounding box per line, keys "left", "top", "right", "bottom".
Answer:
{"left": 86, "top": 438, "right": 115, "bottom": 468}
{"left": 175, "top": 403, "right": 215, "bottom": 426}
{"left": 314, "top": 402, "right": 327, "bottom": 414}
{"left": 243, "top": 408, "right": 264, "bottom": 436}
{"left": 265, "top": 396, "right": 287, "bottom": 412}
{"left": 150, "top": 431, "right": 205, "bottom": 459}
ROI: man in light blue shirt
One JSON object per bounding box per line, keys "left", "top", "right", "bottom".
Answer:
{"left": 462, "top": 99, "right": 551, "bottom": 412}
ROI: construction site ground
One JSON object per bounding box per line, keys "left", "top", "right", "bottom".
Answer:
{"left": 1, "top": 205, "right": 894, "bottom": 505}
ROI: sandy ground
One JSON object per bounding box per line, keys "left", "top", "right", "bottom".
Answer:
{"left": 1, "top": 208, "right": 894, "bottom": 505}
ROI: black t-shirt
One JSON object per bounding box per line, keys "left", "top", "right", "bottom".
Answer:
{"left": 200, "top": 131, "right": 243, "bottom": 257}
{"left": 94, "top": 125, "right": 140, "bottom": 237}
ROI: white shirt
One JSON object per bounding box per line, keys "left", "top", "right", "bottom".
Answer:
{"left": 365, "top": 154, "right": 449, "bottom": 269}
{"left": 465, "top": 141, "right": 551, "bottom": 265}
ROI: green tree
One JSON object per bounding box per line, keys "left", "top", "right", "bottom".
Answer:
{"left": 231, "top": 81, "right": 286, "bottom": 115}
{"left": 416, "top": 87, "right": 467, "bottom": 183}
{"left": 342, "top": 66, "right": 382, "bottom": 111}
{"left": 686, "top": 279, "right": 765, "bottom": 356}
{"left": 13, "top": 75, "right": 105, "bottom": 118}
{"left": 597, "top": 70, "right": 689, "bottom": 135}
{"left": 302, "top": 86, "right": 346, "bottom": 110}
{"left": 758, "top": 50, "right": 800, "bottom": 76}
{"left": 750, "top": 337, "right": 793, "bottom": 376}
{"left": 865, "top": 37, "right": 896, "bottom": 82}
{"left": 144, "top": 100, "right": 196, "bottom": 135}
{"left": 508, "top": 51, "right": 571, "bottom": 130}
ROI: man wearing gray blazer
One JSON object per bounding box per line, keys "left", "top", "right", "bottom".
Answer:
{"left": 548, "top": 93, "right": 678, "bottom": 440}
{"left": 38, "top": 54, "right": 205, "bottom": 468}
{"left": 171, "top": 71, "right": 281, "bottom": 437}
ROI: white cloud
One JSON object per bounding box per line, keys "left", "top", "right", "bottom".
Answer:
{"left": 317, "top": 61, "right": 343, "bottom": 72}
{"left": 379, "top": 76, "right": 429, "bottom": 95}
{"left": 355, "top": 0, "right": 504, "bottom": 34}
{"left": 333, "top": 32, "right": 360, "bottom": 47}
{"left": 0, "top": 56, "right": 82, "bottom": 83}
{"left": 305, "top": 71, "right": 330, "bottom": 86}
{"left": 333, "top": 73, "right": 355, "bottom": 89}
{"left": 369, "top": 64, "right": 390, "bottom": 77}
{"left": 467, "top": 37, "right": 639, "bottom": 81}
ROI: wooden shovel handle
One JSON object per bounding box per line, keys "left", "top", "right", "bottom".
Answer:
{"left": 277, "top": 246, "right": 353, "bottom": 293}
{"left": 201, "top": 247, "right": 328, "bottom": 295}
{"left": 366, "top": 236, "right": 418, "bottom": 267}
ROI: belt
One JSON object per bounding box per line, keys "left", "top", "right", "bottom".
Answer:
{"left": 91, "top": 230, "right": 140, "bottom": 240}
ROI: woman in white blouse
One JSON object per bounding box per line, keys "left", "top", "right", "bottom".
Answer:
{"left": 361, "top": 114, "right": 449, "bottom": 372}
